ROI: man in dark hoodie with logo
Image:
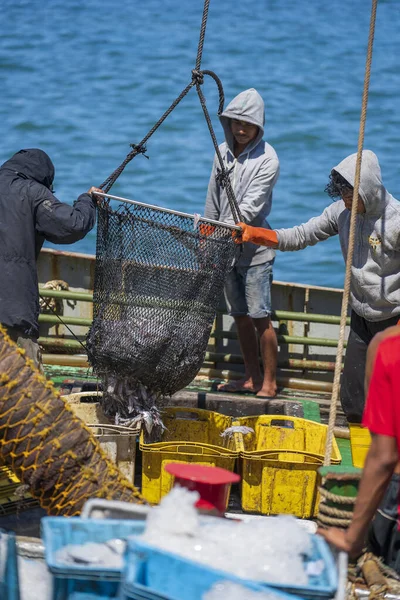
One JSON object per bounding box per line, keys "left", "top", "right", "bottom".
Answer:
{"left": 236, "top": 150, "right": 400, "bottom": 422}
{"left": 0, "top": 148, "right": 100, "bottom": 370}
{"left": 205, "top": 88, "right": 280, "bottom": 399}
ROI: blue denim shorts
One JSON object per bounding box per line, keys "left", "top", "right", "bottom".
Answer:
{"left": 224, "top": 260, "right": 274, "bottom": 319}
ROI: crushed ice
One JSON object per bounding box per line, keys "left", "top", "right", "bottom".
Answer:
{"left": 142, "top": 487, "right": 314, "bottom": 585}
{"left": 18, "top": 558, "right": 53, "bottom": 600}
{"left": 55, "top": 538, "right": 125, "bottom": 568}
{"left": 145, "top": 486, "right": 201, "bottom": 537}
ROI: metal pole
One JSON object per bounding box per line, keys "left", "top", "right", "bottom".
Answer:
{"left": 39, "top": 315, "right": 92, "bottom": 326}
{"left": 95, "top": 192, "right": 242, "bottom": 230}
{"left": 38, "top": 337, "right": 85, "bottom": 350}
{"left": 204, "top": 351, "right": 342, "bottom": 372}
{"left": 42, "top": 353, "right": 89, "bottom": 367}
{"left": 198, "top": 367, "right": 334, "bottom": 393}
{"left": 273, "top": 311, "right": 350, "bottom": 326}
{"left": 39, "top": 289, "right": 93, "bottom": 302}
{"left": 211, "top": 330, "right": 346, "bottom": 348}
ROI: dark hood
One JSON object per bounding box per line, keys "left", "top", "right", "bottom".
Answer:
{"left": 0, "top": 148, "right": 55, "bottom": 190}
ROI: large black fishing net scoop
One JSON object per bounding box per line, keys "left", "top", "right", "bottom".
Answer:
{"left": 86, "top": 193, "right": 239, "bottom": 438}
{"left": 86, "top": 0, "right": 244, "bottom": 440}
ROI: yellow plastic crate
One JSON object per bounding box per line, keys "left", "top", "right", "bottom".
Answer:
{"left": 0, "top": 465, "right": 20, "bottom": 485}
{"left": 0, "top": 465, "right": 21, "bottom": 502}
{"left": 0, "top": 465, "right": 33, "bottom": 505}
{"left": 140, "top": 407, "right": 240, "bottom": 505}
{"left": 349, "top": 424, "right": 371, "bottom": 468}
{"left": 235, "top": 415, "right": 342, "bottom": 518}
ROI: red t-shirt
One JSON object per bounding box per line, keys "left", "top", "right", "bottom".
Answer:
{"left": 362, "top": 335, "right": 400, "bottom": 443}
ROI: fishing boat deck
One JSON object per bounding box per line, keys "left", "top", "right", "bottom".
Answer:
{"left": 0, "top": 248, "right": 355, "bottom": 533}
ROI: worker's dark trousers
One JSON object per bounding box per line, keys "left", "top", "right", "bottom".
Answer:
{"left": 340, "top": 311, "right": 399, "bottom": 423}
{"left": 368, "top": 474, "right": 400, "bottom": 573}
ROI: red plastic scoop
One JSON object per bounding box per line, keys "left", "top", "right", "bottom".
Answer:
{"left": 164, "top": 463, "right": 240, "bottom": 515}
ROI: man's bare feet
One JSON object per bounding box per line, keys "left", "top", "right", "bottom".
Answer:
{"left": 217, "top": 377, "right": 262, "bottom": 394}
{"left": 256, "top": 385, "right": 277, "bottom": 399}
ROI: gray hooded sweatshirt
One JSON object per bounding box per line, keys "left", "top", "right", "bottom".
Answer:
{"left": 204, "top": 88, "right": 280, "bottom": 267}
{"left": 276, "top": 150, "right": 400, "bottom": 322}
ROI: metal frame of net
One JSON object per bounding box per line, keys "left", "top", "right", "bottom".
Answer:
{"left": 86, "top": 193, "right": 239, "bottom": 429}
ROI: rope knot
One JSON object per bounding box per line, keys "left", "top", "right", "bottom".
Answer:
{"left": 129, "top": 143, "right": 149, "bottom": 159}
{"left": 215, "top": 167, "right": 233, "bottom": 188}
{"left": 191, "top": 69, "right": 204, "bottom": 85}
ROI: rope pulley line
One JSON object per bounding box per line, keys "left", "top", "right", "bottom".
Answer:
{"left": 99, "top": 0, "right": 242, "bottom": 223}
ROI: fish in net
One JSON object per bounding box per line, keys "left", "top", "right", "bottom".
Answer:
{"left": 86, "top": 197, "right": 238, "bottom": 441}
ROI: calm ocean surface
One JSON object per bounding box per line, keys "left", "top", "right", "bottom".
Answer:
{"left": 1, "top": 0, "right": 399, "bottom": 288}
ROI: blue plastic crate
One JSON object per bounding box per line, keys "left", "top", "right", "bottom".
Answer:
{"left": 53, "top": 581, "right": 120, "bottom": 600}
{"left": 122, "top": 538, "right": 311, "bottom": 600}
{"left": 121, "top": 558, "right": 173, "bottom": 600}
{"left": 0, "top": 529, "right": 20, "bottom": 600}
{"left": 66, "top": 596, "right": 107, "bottom": 600}
{"left": 42, "top": 517, "right": 146, "bottom": 581}
{"left": 122, "top": 577, "right": 283, "bottom": 600}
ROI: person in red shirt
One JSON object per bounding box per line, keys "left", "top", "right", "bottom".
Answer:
{"left": 319, "top": 325, "right": 400, "bottom": 561}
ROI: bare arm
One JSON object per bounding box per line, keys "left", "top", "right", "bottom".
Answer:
{"left": 319, "top": 339, "right": 399, "bottom": 557}
{"left": 319, "top": 434, "right": 397, "bottom": 557}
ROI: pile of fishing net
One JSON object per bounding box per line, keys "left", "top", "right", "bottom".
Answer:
{"left": 86, "top": 198, "right": 237, "bottom": 440}
{"left": 0, "top": 324, "right": 144, "bottom": 515}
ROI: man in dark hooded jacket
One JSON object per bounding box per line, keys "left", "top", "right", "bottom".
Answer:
{"left": 0, "top": 148, "right": 99, "bottom": 369}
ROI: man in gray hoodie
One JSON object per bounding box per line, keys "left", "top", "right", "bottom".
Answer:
{"left": 205, "top": 88, "right": 280, "bottom": 398}
{"left": 236, "top": 150, "right": 400, "bottom": 422}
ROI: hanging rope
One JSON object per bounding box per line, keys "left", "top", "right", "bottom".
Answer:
{"left": 324, "top": 0, "right": 378, "bottom": 466}
{"left": 194, "top": 77, "right": 242, "bottom": 223}
{"left": 99, "top": 0, "right": 242, "bottom": 222}
{"left": 195, "top": 0, "right": 210, "bottom": 72}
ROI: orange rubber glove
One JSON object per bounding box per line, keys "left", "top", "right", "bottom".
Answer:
{"left": 234, "top": 222, "right": 279, "bottom": 247}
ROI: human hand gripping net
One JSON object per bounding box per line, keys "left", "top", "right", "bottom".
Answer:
{"left": 86, "top": 197, "right": 238, "bottom": 442}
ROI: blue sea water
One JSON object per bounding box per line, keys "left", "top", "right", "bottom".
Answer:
{"left": 1, "top": 0, "right": 399, "bottom": 288}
